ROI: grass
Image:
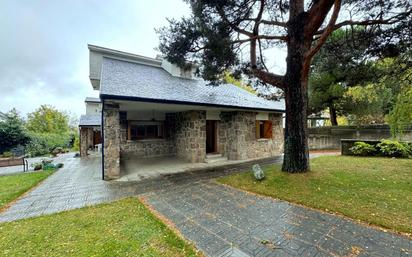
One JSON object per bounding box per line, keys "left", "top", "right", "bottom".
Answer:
{"left": 0, "top": 170, "right": 54, "bottom": 210}
{"left": 0, "top": 198, "right": 200, "bottom": 257}
{"left": 217, "top": 156, "right": 412, "bottom": 234}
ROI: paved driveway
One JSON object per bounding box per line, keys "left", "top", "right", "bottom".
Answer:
{"left": 0, "top": 154, "right": 410, "bottom": 256}
{"left": 0, "top": 154, "right": 138, "bottom": 222}
{"left": 0, "top": 154, "right": 276, "bottom": 222}
{"left": 143, "top": 181, "right": 411, "bottom": 257}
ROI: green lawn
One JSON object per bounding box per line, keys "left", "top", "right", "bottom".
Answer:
{"left": 0, "top": 198, "right": 200, "bottom": 257}
{"left": 0, "top": 170, "right": 54, "bottom": 210}
{"left": 218, "top": 156, "right": 412, "bottom": 234}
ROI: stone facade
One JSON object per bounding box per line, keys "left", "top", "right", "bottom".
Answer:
{"left": 87, "top": 128, "right": 94, "bottom": 148}
{"left": 175, "top": 111, "right": 206, "bottom": 163}
{"left": 220, "top": 112, "right": 283, "bottom": 160}
{"left": 103, "top": 108, "right": 284, "bottom": 180}
{"left": 80, "top": 127, "right": 89, "bottom": 157}
{"left": 120, "top": 140, "right": 176, "bottom": 159}
{"left": 79, "top": 127, "right": 97, "bottom": 157}
{"left": 103, "top": 104, "right": 120, "bottom": 180}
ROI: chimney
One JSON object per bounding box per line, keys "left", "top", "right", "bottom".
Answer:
{"left": 160, "top": 59, "right": 197, "bottom": 79}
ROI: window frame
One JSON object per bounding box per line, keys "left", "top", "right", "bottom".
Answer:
{"left": 255, "top": 120, "right": 273, "bottom": 139}
{"left": 127, "top": 121, "right": 164, "bottom": 140}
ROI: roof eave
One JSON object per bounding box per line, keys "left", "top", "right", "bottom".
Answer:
{"left": 100, "top": 93, "right": 285, "bottom": 113}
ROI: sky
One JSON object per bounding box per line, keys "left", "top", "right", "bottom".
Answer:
{"left": 0, "top": 0, "right": 287, "bottom": 119}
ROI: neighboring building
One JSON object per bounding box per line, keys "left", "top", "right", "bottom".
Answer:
{"left": 78, "top": 97, "right": 102, "bottom": 157}
{"left": 308, "top": 113, "right": 330, "bottom": 127}
{"left": 87, "top": 44, "right": 285, "bottom": 180}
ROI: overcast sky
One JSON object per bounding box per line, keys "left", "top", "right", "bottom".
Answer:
{"left": 0, "top": 0, "right": 286, "bottom": 119}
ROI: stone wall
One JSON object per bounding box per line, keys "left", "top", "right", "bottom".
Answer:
{"left": 308, "top": 124, "right": 412, "bottom": 150}
{"left": 119, "top": 113, "right": 177, "bottom": 159}
{"left": 87, "top": 129, "right": 94, "bottom": 148}
{"left": 79, "top": 127, "right": 88, "bottom": 157}
{"left": 103, "top": 104, "right": 120, "bottom": 180}
{"left": 111, "top": 108, "right": 283, "bottom": 170}
{"left": 220, "top": 112, "right": 283, "bottom": 160}
{"left": 175, "top": 111, "right": 206, "bottom": 163}
{"left": 120, "top": 140, "right": 176, "bottom": 159}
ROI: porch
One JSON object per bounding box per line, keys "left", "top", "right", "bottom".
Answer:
{"left": 102, "top": 100, "right": 284, "bottom": 180}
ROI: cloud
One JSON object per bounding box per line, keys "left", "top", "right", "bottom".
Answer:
{"left": 0, "top": 0, "right": 190, "bottom": 116}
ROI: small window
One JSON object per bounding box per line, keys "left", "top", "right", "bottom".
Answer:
{"left": 255, "top": 120, "right": 272, "bottom": 139}
{"left": 128, "top": 121, "right": 164, "bottom": 140}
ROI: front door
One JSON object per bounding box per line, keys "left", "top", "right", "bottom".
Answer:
{"left": 206, "top": 120, "right": 217, "bottom": 153}
{"left": 93, "top": 130, "right": 102, "bottom": 145}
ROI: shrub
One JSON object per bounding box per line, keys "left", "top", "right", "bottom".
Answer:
{"left": 31, "top": 159, "right": 63, "bottom": 171}
{"left": 25, "top": 132, "right": 74, "bottom": 157}
{"left": 349, "top": 142, "right": 377, "bottom": 156}
{"left": 72, "top": 134, "right": 80, "bottom": 151}
{"left": 0, "top": 151, "right": 14, "bottom": 158}
{"left": 405, "top": 142, "right": 412, "bottom": 153}
{"left": 377, "top": 139, "right": 411, "bottom": 158}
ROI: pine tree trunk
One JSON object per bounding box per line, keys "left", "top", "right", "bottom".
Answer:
{"left": 281, "top": 13, "right": 310, "bottom": 173}
{"left": 282, "top": 78, "right": 310, "bottom": 172}
{"left": 329, "top": 105, "right": 338, "bottom": 126}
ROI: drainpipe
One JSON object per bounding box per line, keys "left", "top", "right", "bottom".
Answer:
{"left": 101, "top": 99, "right": 105, "bottom": 180}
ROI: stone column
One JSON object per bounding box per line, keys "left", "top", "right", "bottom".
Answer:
{"left": 223, "top": 111, "right": 251, "bottom": 160}
{"left": 103, "top": 103, "right": 120, "bottom": 180}
{"left": 80, "top": 127, "right": 88, "bottom": 157}
{"left": 175, "top": 110, "right": 206, "bottom": 163}
{"left": 87, "top": 128, "right": 94, "bottom": 148}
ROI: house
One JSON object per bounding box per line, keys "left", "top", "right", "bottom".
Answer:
{"left": 78, "top": 97, "right": 102, "bottom": 156}
{"left": 86, "top": 45, "right": 285, "bottom": 180}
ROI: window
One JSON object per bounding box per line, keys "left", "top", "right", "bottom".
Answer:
{"left": 128, "top": 121, "right": 164, "bottom": 140}
{"left": 255, "top": 120, "right": 272, "bottom": 139}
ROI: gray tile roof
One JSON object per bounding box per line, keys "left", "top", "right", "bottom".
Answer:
{"left": 100, "top": 57, "right": 285, "bottom": 112}
{"left": 85, "top": 97, "right": 101, "bottom": 103}
{"left": 79, "top": 115, "right": 101, "bottom": 127}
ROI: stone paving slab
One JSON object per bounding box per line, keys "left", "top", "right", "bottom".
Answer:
{"left": 143, "top": 181, "right": 411, "bottom": 257}
{"left": 0, "top": 154, "right": 137, "bottom": 222}
{"left": 0, "top": 155, "right": 281, "bottom": 222}
{"left": 1, "top": 153, "right": 410, "bottom": 257}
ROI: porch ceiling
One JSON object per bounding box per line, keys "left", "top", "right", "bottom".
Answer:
{"left": 116, "top": 100, "right": 279, "bottom": 113}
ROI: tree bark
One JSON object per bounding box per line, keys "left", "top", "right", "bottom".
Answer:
{"left": 281, "top": 11, "right": 310, "bottom": 173}
{"left": 329, "top": 105, "right": 338, "bottom": 126}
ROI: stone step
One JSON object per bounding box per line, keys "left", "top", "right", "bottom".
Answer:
{"left": 205, "top": 154, "right": 228, "bottom": 163}
{"left": 205, "top": 153, "right": 223, "bottom": 159}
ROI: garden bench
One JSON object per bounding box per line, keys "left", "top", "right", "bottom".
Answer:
{"left": 0, "top": 156, "right": 29, "bottom": 172}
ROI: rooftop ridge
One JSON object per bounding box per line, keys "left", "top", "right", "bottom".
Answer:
{"left": 88, "top": 44, "right": 162, "bottom": 68}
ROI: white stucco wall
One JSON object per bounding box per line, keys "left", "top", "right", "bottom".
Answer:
{"left": 86, "top": 102, "right": 102, "bottom": 115}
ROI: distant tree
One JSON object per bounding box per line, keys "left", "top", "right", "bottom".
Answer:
{"left": 344, "top": 52, "right": 412, "bottom": 124}
{"left": 223, "top": 71, "right": 256, "bottom": 94}
{"left": 0, "top": 109, "right": 29, "bottom": 153}
{"left": 308, "top": 28, "right": 377, "bottom": 125}
{"left": 26, "top": 105, "right": 70, "bottom": 134}
{"left": 387, "top": 87, "right": 412, "bottom": 138}
{"left": 158, "top": 0, "right": 411, "bottom": 172}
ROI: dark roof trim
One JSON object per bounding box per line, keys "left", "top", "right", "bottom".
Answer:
{"left": 100, "top": 93, "right": 285, "bottom": 113}
{"left": 78, "top": 125, "right": 101, "bottom": 128}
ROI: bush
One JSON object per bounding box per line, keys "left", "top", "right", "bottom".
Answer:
{"left": 0, "top": 151, "right": 14, "bottom": 158}
{"left": 31, "top": 159, "right": 64, "bottom": 171}
{"left": 349, "top": 142, "right": 377, "bottom": 156}
{"left": 25, "top": 132, "right": 74, "bottom": 157}
{"left": 72, "top": 134, "right": 80, "bottom": 152}
{"left": 377, "top": 139, "right": 411, "bottom": 158}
